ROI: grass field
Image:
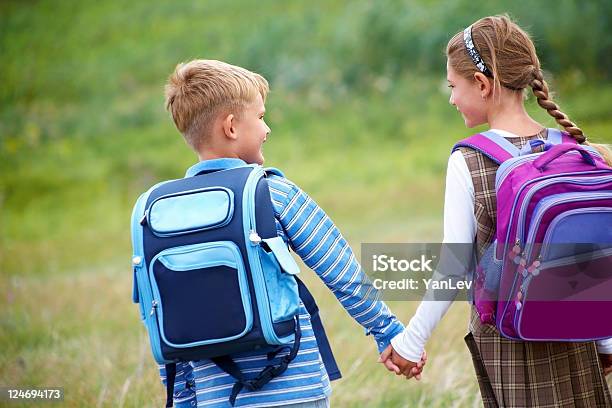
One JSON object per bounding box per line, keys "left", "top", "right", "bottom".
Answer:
{"left": 1, "top": 1, "right": 611, "bottom": 406}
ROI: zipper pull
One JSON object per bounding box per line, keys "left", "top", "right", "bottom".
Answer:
{"left": 139, "top": 210, "right": 148, "bottom": 226}
{"left": 511, "top": 239, "right": 522, "bottom": 264}
{"left": 512, "top": 239, "right": 521, "bottom": 253}
{"left": 530, "top": 255, "right": 542, "bottom": 276}
{"left": 150, "top": 300, "right": 158, "bottom": 316}
{"left": 249, "top": 230, "right": 262, "bottom": 245}
{"left": 132, "top": 256, "right": 142, "bottom": 266}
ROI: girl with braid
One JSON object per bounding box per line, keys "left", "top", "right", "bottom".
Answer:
{"left": 380, "top": 15, "right": 612, "bottom": 407}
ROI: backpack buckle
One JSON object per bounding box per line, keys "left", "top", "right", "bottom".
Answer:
{"left": 247, "top": 365, "right": 278, "bottom": 390}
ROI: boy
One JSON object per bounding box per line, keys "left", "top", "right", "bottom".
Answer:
{"left": 158, "top": 59, "right": 416, "bottom": 407}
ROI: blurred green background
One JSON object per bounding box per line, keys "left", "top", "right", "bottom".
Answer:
{"left": 1, "top": 0, "right": 611, "bottom": 406}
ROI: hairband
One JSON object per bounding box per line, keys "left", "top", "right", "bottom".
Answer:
{"left": 463, "top": 26, "right": 493, "bottom": 77}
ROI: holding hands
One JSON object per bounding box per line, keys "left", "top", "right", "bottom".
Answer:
{"left": 379, "top": 345, "right": 427, "bottom": 380}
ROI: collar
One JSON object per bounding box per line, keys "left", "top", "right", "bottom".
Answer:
{"left": 185, "top": 158, "right": 248, "bottom": 178}
{"left": 489, "top": 128, "right": 522, "bottom": 139}
{"left": 489, "top": 128, "right": 548, "bottom": 139}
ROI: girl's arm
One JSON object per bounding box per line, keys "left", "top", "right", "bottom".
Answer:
{"left": 391, "top": 151, "right": 476, "bottom": 361}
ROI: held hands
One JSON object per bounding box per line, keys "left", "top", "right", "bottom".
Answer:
{"left": 378, "top": 345, "right": 427, "bottom": 380}
{"left": 600, "top": 353, "right": 612, "bottom": 376}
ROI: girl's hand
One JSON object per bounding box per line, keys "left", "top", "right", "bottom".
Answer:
{"left": 600, "top": 353, "right": 612, "bottom": 376}
{"left": 379, "top": 345, "right": 427, "bottom": 380}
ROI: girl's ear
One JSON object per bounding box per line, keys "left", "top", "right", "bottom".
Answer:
{"left": 473, "top": 72, "right": 492, "bottom": 99}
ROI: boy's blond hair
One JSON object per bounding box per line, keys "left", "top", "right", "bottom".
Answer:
{"left": 165, "top": 59, "right": 269, "bottom": 150}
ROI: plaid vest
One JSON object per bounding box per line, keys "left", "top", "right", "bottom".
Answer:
{"left": 458, "top": 129, "right": 548, "bottom": 260}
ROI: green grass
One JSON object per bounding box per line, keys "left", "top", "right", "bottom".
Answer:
{"left": 1, "top": 0, "right": 612, "bottom": 406}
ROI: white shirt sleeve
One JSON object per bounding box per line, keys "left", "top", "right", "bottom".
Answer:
{"left": 391, "top": 151, "right": 476, "bottom": 361}
{"left": 596, "top": 338, "right": 612, "bottom": 354}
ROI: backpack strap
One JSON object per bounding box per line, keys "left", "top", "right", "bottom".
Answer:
{"left": 553, "top": 128, "right": 604, "bottom": 159}
{"left": 213, "top": 318, "right": 302, "bottom": 406}
{"left": 451, "top": 128, "right": 578, "bottom": 165}
{"left": 212, "top": 279, "right": 341, "bottom": 406}
{"left": 547, "top": 128, "right": 566, "bottom": 145}
{"left": 264, "top": 167, "right": 285, "bottom": 178}
{"left": 165, "top": 363, "right": 176, "bottom": 407}
{"left": 518, "top": 128, "right": 567, "bottom": 155}
{"left": 452, "top": 130, "right": 521, "bottom": 165}
{"left": 296, "top": 277, "right": 342, "bottom": 381}
{"left": 559, "top": 129, "right": 579, "bottom": 144}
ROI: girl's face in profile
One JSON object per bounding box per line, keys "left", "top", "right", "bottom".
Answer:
{"left": 446, "top": 61, "right": 488, "bottom": 128}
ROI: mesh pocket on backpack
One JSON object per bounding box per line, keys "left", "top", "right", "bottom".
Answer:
{"left": 480, "top": 242, "right": 503, "bottom": 293}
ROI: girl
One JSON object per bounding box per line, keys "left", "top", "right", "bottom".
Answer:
{"left": 383, "top": 15, "right": 612, "bottom": 407}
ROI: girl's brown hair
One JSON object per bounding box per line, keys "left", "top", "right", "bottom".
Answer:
{"left": 446, "top": 15, "right": 612, "bottom": 165}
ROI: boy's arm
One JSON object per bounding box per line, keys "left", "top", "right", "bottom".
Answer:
{"left": 269, "top": 177, "right": 404, "bottom": 353}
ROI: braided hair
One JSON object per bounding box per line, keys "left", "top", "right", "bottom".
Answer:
{"left": 530, "top": 69, "right": 586, "bottom": 143}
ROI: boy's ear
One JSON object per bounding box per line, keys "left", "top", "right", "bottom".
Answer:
{"left": 221, "top": 113, "right": 238, "bottom": 140}
{"left": 473, "top": 72, "right": 492, "bottom": 98}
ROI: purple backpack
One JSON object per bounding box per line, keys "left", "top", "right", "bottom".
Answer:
{"left": 453, "top": 128, "right": 612, "bottom": 341}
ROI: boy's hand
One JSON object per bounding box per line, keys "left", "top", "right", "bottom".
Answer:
{"left": 378, "top": 345, "right": 426, "bottom": 380}
{"left": 600, "top": 353, "right": 612, "bottom": 376}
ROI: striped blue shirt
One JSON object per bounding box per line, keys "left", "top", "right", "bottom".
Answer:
{"left": 159, "top": 158, "right": 404, "bottom": 407}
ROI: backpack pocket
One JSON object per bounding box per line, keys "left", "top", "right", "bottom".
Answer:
{"left": 147, "top": 187, "right": 234, "bottom": 237}
{"left": 474, "top": 242, "right": 502, "bottom": 324}
{"left": 512, "top": 208, "right": 612, "bottom": 340}
{"left": 149, "top": 241, "right": 252, "bottom": 348}
{"left": 480, "top": 242, "right": 503, "bottom": 293}
{"left": 258, "top": 237, "right": 300, "bottom": 324}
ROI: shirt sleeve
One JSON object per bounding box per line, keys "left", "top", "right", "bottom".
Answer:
{"left": 596, "top": 338, "right": 612, "bottom": 354}
{"left": 391, "top": 151, "right": 476, "bottom": 362}
{"left": 271, "top": 177, "right": 404, "bottom": 353}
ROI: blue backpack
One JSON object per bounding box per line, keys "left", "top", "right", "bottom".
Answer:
{"left": 131, "top": 164, "right": 340, "bottom": 406}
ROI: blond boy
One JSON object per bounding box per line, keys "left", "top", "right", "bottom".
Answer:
{"left": 157, "top": 59, "right": 410, "bottom": 407}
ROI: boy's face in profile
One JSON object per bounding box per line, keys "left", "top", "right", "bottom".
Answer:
{"left": 233, "top": 93, "right": 270, "bottom": 165}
